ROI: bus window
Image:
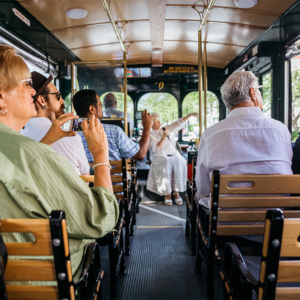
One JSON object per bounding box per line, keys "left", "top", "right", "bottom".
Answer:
{"left": 100, "top": 92, "right": 134, "bottom": 122}
{"left": 291, "top": 56, "right": 300, "bottom": 141}
{"left": 137, "top": 93, "right": 178, "bottom": 138}
{"left": 262, "top": 73, "right": 272, "bottom": 118}
{"left": 182, "top": 91, "right": 219, "bottom": 141}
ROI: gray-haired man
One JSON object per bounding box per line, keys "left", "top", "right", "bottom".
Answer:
{"left": 195, "top": 71, "right": 292, "bottom": 208}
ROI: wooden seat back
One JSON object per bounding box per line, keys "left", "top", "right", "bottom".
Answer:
{"left": 256, "top": 210, "right": 300, "bottom": 299}
{"left": 209, "top": 171, "right": 300, "bottom": 238}
{"left": 80, "top": 159, "right": 128, "bottom": 203}
{"left": 221, "top": 210, "right": 300, "bottom": 300}
{"left": 1, "top": 211, "right": 74, "bottom": 300}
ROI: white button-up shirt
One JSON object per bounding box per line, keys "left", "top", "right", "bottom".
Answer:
{"left": 21, "top": 117, "right": 90, "bottom": 175}
{"left": 195, "top": 107, "right": 293, "bottom": 206}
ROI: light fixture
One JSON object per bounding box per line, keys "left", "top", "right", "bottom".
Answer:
{"left": 234, "top": 0, "right": 257, "bottom": 8}
{"left": 66, "top": 9, "right": 88, "bottom": 19}
{"left": 152, "top": 48, "right": 162, "bottom": 54}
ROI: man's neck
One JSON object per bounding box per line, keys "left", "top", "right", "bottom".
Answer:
{"left": 35, "top": 111, "right": 51, "bottom": 120}
{"left": 231, "top": 102, "right": 255, "bottom": 111}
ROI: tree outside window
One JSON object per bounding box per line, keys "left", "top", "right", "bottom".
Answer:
{"left": 182, "top": 91, "right": 219, "bottom": 141}
{"left": 291, "top": 57, "right": 300, "bottom": 141}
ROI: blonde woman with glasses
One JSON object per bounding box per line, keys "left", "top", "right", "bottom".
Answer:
{"left": 0, "top": 45, "right": 119, "bottom": 278}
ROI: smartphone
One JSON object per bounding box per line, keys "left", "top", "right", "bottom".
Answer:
{"left": 136, "top": 111, "right": 143, "bottom": 120}
{"left": 70, "top": 118, "right": 89, "bottom": 131}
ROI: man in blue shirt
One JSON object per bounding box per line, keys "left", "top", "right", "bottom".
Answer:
{"left": 72, "top": 90, "right": 153, "bottom": 162}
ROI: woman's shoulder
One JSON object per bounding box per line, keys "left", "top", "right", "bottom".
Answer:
{"left": 0, "top": 127, "right": 57, "bottom": 165}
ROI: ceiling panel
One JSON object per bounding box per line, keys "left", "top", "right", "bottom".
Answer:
{"left": 17, "top": 0, "right": 299, "bottom": 68}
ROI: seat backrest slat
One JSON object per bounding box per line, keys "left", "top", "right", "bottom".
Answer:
{"left": 218, "top": 175, "right": 300, "bottom": 194}
{"left": 110, "top": 160, "right": 123, "bottom": 174}
{"left": 217, "top": 211, "right": 300, "bottom": 222}
{"left": 7, "top": 285, "right": 59, "bottom": 300}
{"left": 113, "top": 185, "right": 124, "bottom": 193}
{"left": 280, "top": 219, "right": 300, "bottom": 257}
{"left": 217, "top": 197, "right": 300, "bottom": 208}
{"left": 277, "top": 261, "right": 300, "bottom": 283}
{"left": 5, "top": 260, "right": 56, "bottom": 281}
{"left": 275, "top": 287, "right": 300, "bottom": 299}
{"left": 1, "top": 219, "right": 52, "bottom": 256}
{"left": 111, "top": 175, "right": 123, "bottom": 183}
{"left": 217, "top": 225, "right": 265, "bottom": 236}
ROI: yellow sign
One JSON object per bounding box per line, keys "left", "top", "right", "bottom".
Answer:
{"left": 163, "top": 66, "right": 198, "bottom": 74}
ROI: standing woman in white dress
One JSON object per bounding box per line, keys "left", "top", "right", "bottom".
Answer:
{"left": 147, "top": 112, "right": 199, "bottom": 205}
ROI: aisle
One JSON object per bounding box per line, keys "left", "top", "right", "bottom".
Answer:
{"left": 115, "top": 202, "right": 219, "bottom": 300}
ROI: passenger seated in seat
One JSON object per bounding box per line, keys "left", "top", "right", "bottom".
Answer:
{"left": 0, "top": 45, "right": 119, "bottom": 277}
{"left": 20, "top": 72, "right": 90, "bottom": 176}
{"left": 103, "top": 93, "right": 134, "bottom": 135}
{"left": 72, "top": 89, "right": 153, "bottom": 162}
{"left": 195, "top": 71, "right": 293, "bottom": 209}
{"left": 147, "top": 112, "right": 199, "bottom": 206}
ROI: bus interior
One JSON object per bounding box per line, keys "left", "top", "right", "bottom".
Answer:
{"left": 1, "top": 0, "right": 300, "bottom": 299}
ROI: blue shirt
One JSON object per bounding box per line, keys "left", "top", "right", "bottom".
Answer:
{"left": 78, "top": 123, "right": 139, "bottom": 162}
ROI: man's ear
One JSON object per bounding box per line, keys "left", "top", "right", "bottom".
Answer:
{"left": 89, "top": 104, "right": 96, "bottom": 115}
{"left": 35, "top": 95, "right": 44, "bottom": 107}
{"left": 249, "top": 87, "right": 257, "bottom": 102}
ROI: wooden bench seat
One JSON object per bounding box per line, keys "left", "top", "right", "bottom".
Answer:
{"left": 195, "top": 171, "right": 300, "bottom": 299}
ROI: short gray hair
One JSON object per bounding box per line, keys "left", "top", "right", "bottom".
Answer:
{"left": 151, "top": 112, "right": 160, "bottom": 122}
{"left": 220, "top": 71, "right": 258, "bottom": 110}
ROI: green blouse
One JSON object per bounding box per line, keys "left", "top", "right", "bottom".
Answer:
{"left": 0, "top": 122, "right": 119, "bottom": 277}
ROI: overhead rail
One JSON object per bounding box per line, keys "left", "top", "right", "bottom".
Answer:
{"left": 101, "top": 0, "right": 127, "bottom": 54}
{"left": 198, "top": 0, "right": 216, "bottom": 138}
{"left": 0, "top": 27, "right": 58, "bottom": 78}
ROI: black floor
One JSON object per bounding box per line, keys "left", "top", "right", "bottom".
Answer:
{"left": 100, "top": 200, "right": 223, "bottom": 300}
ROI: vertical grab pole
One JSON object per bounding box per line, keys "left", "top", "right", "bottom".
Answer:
{"left": 198, "top": 30, "right": 203, "bottom": 138}
{"left": 204, "top": 41, "right": 208, "bottom": 130}
{"left": 124, "top": 51, "right": 128, "bottom": 135}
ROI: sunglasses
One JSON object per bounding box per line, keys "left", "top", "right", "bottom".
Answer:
{"left": 40, "top": 91, "right": 62, "bottom": 101}
{"left": 20, "top": 78, "right": 33, "bottom": 88}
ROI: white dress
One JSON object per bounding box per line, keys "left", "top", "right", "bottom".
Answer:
{"left": 147, "top": 118, "right": 187, "bottom": 196}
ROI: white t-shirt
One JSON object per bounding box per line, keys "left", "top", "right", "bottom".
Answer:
{"left": 20, "top": 117, "right": 90, "bottom": 175}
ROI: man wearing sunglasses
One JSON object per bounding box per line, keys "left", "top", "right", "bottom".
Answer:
{"left": 21, "top": 72, "right": 90, "bottom": 176}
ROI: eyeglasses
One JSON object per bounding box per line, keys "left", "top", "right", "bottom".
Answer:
{"left": 20, "top": 78, "right": 33, "bottom": 88}
{"left": 254, "top": 85, "right": 263, "bottom": 93}
{"left": 40, "top": 92, "right": 62, "bottom": 101}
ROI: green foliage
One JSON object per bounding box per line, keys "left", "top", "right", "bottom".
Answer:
{"left": 100, "top": 92, "right": 134, "bottom": 120}
{"left": 138, "top": 93, "right": 178, "bottom": 124}
{"left": 292, "top": 68, "right": 300, "bottom": 140}
{"left": 262, "top": 73, "right": 272, "bottom": 118}
{"left": 182, "top": 91, "right": 219, "bottom": 128}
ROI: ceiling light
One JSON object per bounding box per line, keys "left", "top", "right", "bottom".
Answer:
{"left": 66, "top": 9, "right": 88, "bottom": 19}
{"left": 234, "top": 0, "right": 258, "bottom": 8}
{"left": 152, "top": 48, "right": 162, "bottom": 54}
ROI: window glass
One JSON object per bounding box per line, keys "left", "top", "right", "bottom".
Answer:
{"left": 182, "top": 91, "right": 219, "bottom": 141}
{"left": 100, "top": 92, "right": 134, "bottom": 121}
{"left": 262, "top": 73, "right": 272, "bottom": 118}
{"left": 137, "top": 93, "right": 178, "bottom": 139}
{"left": 291, "top": 56, "right": 300, "bottom": 141}
{"left": 115, "top": 68, "right": 151, "bottom": 78}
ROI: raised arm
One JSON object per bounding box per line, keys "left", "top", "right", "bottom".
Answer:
{"left": 82, "top": 115, "right": 113, "bottom": 192}
{"left": 132, "top": 109, "right": 153, "bottom": 161}
{"left": 182, "top": 113, "right": 199, "bottom": 123}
